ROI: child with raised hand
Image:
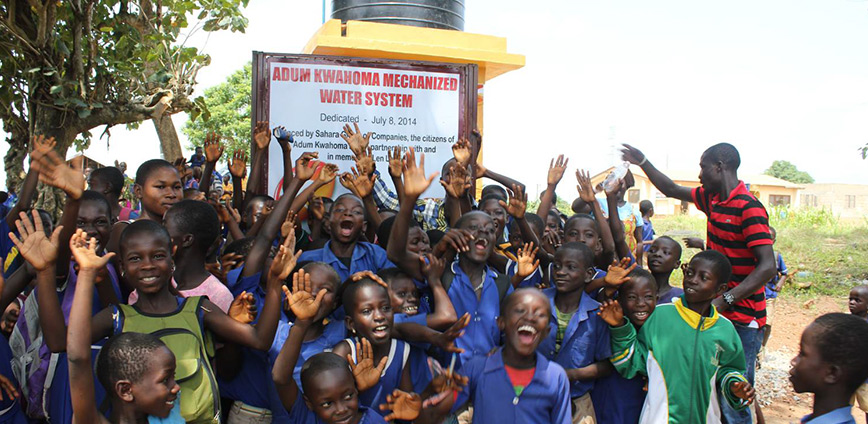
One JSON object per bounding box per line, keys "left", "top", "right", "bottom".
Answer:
{"left": 65, "top": 229, "right": 182, "bottom": 424}
{"left": 647, "top": 236, "right": 683, "bottom": 304}
{"left": 599, "top": 250, "right": 755, "bottom": 424}
{"left": 266, "top": 263, "right": 345, "bottom": 423}
{"left": 379, "top": 255, "right": 458, "bottom": 331}
{"left": 791, "top": 313, "right": 868, "bottom": 424}
{"left": 536, "top": 154, "right": 569, "bottom": 219}
{"left": 537, "top": 242, "right": 613, "bottom": 424}
{"left": 499, "top": 185, "right": 545, "bottom": 288}
{"left": 272, "top": 270, "right": 421, "bottom": 424}
{"left": 298, "top": 164, "right": 395, "bottom": 284}
{"left": 330, "top": 273, "right": 434, "bottom": 413}
{"left": 1, "top": 135, "right": 52, "bottom": 278}
{"left": 219, "top": 153, "right": 331, "bottom": 421}
{"left": 591, "top": 268, "right": 657, "bottom": 424}
{"left": 68, "top": 219, "right": 289, "bottom": 423}
{"left": 426, "top": 288, "right": 571, "bottom": 424}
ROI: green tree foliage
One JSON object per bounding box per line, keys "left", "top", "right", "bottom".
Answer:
{"left": 182, "top": 62, "right": 251, "bottom": 157}
{"left": 0, "top": 0, "right": 249, "bottom": 195}
{"left": 764, "top": 160, "right": 815, "bottom": 184}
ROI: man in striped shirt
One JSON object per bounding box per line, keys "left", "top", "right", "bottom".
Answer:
{"left": 620, "top": 142, "right": 776, "bottom": 424}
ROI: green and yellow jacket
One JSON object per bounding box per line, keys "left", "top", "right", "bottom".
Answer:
{"left": 609, "top": 296, "right": 749, "bottom": 424}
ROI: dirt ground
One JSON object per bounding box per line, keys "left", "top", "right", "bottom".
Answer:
{"left": 756, "top": 295, "right": 866, "bottom": 423}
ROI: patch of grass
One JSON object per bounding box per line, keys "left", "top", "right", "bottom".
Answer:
{"left": 651, "top": 208, "right": 868, "bottom": 297}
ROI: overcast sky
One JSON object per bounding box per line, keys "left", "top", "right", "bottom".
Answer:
{"left": 3, "top": 0, "right": 867, "bottom": 201}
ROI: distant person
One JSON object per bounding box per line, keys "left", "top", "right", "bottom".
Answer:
{"left": 621, "top": 142, "right": 776, "bottom": 424}
{"left": 760, "top": 226, "right": 788, "bottom": 364}
{"left": 189, "top": 146, "right": 206, "bottom": 169}
{"left": 639, "top": 200, "right": 654, "bottom": 251}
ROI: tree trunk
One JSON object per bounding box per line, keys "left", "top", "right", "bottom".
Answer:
{"left": 31, "top": 105, "right": 78, "bottom": 219}
{"left": 153, "top": 115, "right": 183, "bottom": 162}
{"left": 3, "top": 135, "right": 27, "bottom": 193}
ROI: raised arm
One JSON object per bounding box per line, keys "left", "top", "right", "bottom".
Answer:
{"left": 239, "top": 152, "right": 317, "bottom": 279}
{"left": 289, "top": 163, "right": 338, "bottom": 215}
{"left": 272, "top": 126, "right": 294, "bottom": 190}
{"left": 31, "top": 151, "right": 85, "bottom": 280}
{"left": 10, "top": 211, "right": 68, "bottom": 352}
{"left": 605, "top": 182, "right": 632, "bottom": 261}
{"left": 6, "top": 135, "right": 55, "bottom": 227}
{"left": 199, "top": 133, "right": 223, "bottom": 194}
{"left": 621, "top": 144, "right": 693, "bottom": 202}
{"left": 387, "top": 148, "right": 439, "bottom": 281}
{"left": 537, "top": 155, "right": 568, "bottom": 218}
{"left": 245, "top": 121, "right": 271, "bottom": 202}
{"left": 204, "top": 233, "right": 300, "bottom": 351}
{"left": 421, "top": 255, "right": 457, "bottom": 330}
{"left": 272, "top": 268, "right": 327, "bottom": 412}
{"left": 67, "top": 230, "right": 115, "bottom": 424}
{"left": 228, "top": 150, "right": 248, "bottom": 211}
{"left": 577, "top": 170, "right": 616, "bottom": 258}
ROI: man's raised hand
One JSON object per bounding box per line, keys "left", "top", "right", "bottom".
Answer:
{"left": 254, "top": 121, "right": 271, "bottom": 150}
{"left": 203, "top": 133, "right": 224, "bottom": 163}
{"left": 620, "top": 144, "right": 646, "bottom": 166}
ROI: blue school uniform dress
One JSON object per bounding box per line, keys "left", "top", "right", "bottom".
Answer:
{"left": 218, "top": 268, "right": 277, "bottom": 415}
{"left": 453, "top": 348, "right": 571, "bottom": 424}
{"left": 268, "top": 320, "right": 346, "bottom": 423}
{"left": 801, "top": 406, "right": 856, "bottom": 424}
{"left": 344, "top": 338, "right": 432, "bottom": 410}
{"left": 286, "top": 392, "right": 387, "bottom": 424}
{"left": 297, "top": 241, "right": 394, "bottom": 284}
{"left": 538, "top": 288, "right": 611, "bottom": 399}
{"left": 445, "top": 262, "right": 512, "bottom": 368}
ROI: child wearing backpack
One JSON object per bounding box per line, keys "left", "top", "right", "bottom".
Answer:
{"left": 65, "top": 229, "right": 182, "bottom": 424}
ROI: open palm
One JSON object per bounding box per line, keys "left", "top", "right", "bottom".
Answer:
{"left": 69, "top": 230, "right": 113, "bottom": 271}
{"left": 380, "top": 390, "right": 422, "bottom": 421}
{"left": 10, "top": 211, "right": 61, "bottom": 272}
{"left": 348, "top": 338, "right": 387, "bottom": 392}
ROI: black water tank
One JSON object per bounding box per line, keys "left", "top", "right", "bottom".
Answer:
{"left": 331, "top": 0, "right": 465, "bottom": 31}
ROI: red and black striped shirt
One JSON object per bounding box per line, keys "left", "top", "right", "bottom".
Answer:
{"left": 692, "top": 182, "right": 773, "bottom": 326}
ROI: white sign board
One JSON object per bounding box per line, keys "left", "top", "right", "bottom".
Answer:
{"left": 262, "top": 57, "right": 470, "bottom": 199}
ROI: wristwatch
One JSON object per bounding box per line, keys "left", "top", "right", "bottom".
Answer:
{"left": 722, "top": 292, "right": 736, "bottom": 306}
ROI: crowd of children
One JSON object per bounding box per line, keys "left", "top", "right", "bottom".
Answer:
{"left": 0, "top": 123, "right": 865, "bottom": 424}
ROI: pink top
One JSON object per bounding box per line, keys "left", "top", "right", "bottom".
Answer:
{"left": 128, "top": 274, "right": 234, "bottom": 313}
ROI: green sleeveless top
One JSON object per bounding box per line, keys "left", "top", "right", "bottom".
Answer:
{"left": 114, "top": 297, "right": 219, "bottom": 424}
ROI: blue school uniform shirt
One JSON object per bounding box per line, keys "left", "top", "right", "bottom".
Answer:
{"left": 538, "top": 288, "right": 611, "bottom": 398}
{"left": 658, "top": 286, "right": 684, "bottom": 304}
{"left": 445, "top": 261, "right": 512, "bottom": 368}
{"left": 268, "top": 320, "right": 346, "bottom": 423}
{"left": 217, "top": 268, "right": 275, "bottom": 409}
{"left": 297, "top": 241, "right": 394, "bottom": 284}
{"left": 453, "top": 348, "right": 571, "bottom": 424}
{"left": 506, "top": 259, "right": 543, "bottom": 288}
{"left": 642, "top": 218, "right": 654, "bottom": 251}
{"left": 801, "top": 406, "right": 856, "bottom": 424}
{"left": 764, "top": 252, "right": 788, "bottom": 299}
{"left": 286, "top": 392, "right": 387, "bottom": 424}
{"left": 590, "top": 370, "right": 645, "bottom": 424}
{"left": 344, "top": 338, "right": 431, "bottom": 410}
{"left": 0, "top": 338, "right": 25, "bottom": 424}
